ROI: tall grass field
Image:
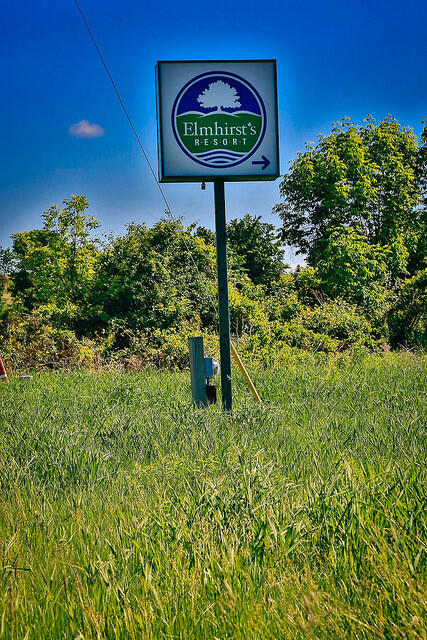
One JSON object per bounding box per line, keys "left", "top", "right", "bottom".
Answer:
{"left": 1, "top": 354, "right": 426, "bottom": 639}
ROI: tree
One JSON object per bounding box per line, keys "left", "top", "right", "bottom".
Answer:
{"left": 409, "top": 120, "right": 427, "bottom": 274}
{"left": 9, "top": 195, "right": 100, "bottom": 322}
{"left": 0, "top": 248, "right": 14, "bottom": 318}
{"left": 387, "top": 268, "right": 427, "bottom": 347}
{"left": 194, "top": 226, "right": 216, "bottom": 246}
{"left": 198, "top": 81, "right": 241, "bottom": 112}
{"left": 273, "top": 116, "right": 423, "bottom": 266}
{"left": 315, "top": 225, "right": 391, "bottom": 313}
{"left": 273, "top": 117, "right": 427, "bottom": 344}
{"left": 226, "top": 215, "right": 287, "bottom": 287}
{"left": 91, "top": 218, "right": 218, "bottom": 334}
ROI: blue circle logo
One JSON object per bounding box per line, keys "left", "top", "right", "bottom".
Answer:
{"left": 172, "top": 71, "right": 267, "bottom": 169}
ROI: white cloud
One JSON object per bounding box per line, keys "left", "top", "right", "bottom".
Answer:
{"left": 68, "top": 120, "right": 105, "bottom": 139}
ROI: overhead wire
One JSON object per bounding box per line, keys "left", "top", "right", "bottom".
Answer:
{"left": 72, "top": 0, "right": 263, "bottom": 403}
{"left": 72, "top": 0, "right": 219, "bottom": 319}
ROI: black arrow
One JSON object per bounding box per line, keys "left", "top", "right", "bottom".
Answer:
{"left": 252, "top": 155, "right": 270, "bottom": 170}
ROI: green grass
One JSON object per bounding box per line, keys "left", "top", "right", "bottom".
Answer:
{"left": 0, "top": 353, "right": 426, "bottom": 639}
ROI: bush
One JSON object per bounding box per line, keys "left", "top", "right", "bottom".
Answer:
{"left": 297, "top": 299, "right": 377, "bottom": 345}
{"left": 0, "top": 311, "right": 102, "bottom": 371}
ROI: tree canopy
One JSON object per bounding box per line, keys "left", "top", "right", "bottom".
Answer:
{"left": 273, "top": 116, "right": 426, "bottom": 344}
{"left": 196, "top": 215, "right": 287, "bottom": 287}
{"left": 274, "top": 116, "right": 423, "bottom": 267}
{"left": 226, "top": 214, "right": 287, "bottom": 286}
{"left": 8, "top": 195, "right": 100, "bottom": 315}
{"left": 1, "top": 117, "right": 426, "bottom": 371}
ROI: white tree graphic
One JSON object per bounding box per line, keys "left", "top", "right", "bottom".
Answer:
{"left": 197, "top": 81, "right": 241, "bottom": 112}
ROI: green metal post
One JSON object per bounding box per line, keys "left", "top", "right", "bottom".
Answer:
{"left": 214, "top": 180, "right": 232, "bottom": 411}
{"left": 188, "top": 336, "right": 207, "bottom": 408}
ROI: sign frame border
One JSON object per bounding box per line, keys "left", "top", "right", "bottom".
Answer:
{"left": 156, "top": 59, "right": 280, "bottom": 183}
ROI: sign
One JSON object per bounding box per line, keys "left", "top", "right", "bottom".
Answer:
{"left": 156, "top": 60, "right": 279, "bottom": 182}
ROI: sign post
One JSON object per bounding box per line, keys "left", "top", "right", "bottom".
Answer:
{"left": 156, "top": 60, "right": 279, "bottom": 410}
{"left": 214, "top": 179, "right": 232, "bottom": 410}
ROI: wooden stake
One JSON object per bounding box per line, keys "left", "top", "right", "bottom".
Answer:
{"left": 230, "top": 342, "right": 262, "bottom": 404}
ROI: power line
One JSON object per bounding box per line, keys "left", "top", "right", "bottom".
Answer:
{"left": 72, "top": 0, "right": 219, "bottom": 318}
{"left": 73, "top": 1, "right": 263, "bottom": 404}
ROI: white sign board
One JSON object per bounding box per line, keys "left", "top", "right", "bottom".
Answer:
{"left": 156, "top": 60, "right": 279, "bottom": 182}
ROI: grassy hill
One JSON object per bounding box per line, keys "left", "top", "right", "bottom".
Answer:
{"left": 176, "top": 112, "right": 262, "bottom": 154}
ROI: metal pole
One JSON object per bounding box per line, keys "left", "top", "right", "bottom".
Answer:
{"left": 188, "top": 336, "right": 207, "bottom": 408}
{"left": 214, "top": 180, "right": 232, "bottom": 411}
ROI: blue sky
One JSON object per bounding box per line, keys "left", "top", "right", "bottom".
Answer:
{"left": 1, "top": 0, "right": 426, "bottom": 264}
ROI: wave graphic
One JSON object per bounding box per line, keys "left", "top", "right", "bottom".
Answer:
{"left": 204, "top": 156, "right": 240, "bottom": 162}
{"left": 194, "top": 150, "right": 246, "bottom": 166}
{"left": 197, "top": 156, "right": 245, "bottom": 166}
{"left": 197, "top": 150, "right": 244, "bottom": 159}
{"left": 204, "top": 159, "right": 236, "bottom": 166}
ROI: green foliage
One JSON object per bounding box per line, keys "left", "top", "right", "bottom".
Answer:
{"left": 0, "top": 275, "right": 11, "bottom": 319}
{"left": 196, "top": 214, "right": 288, "bottom": 288}
{"left": 274, "top": 116, "right": 423, "bottom": 265}
{"left": 0, "top": 309, "right": 102, "bottom": 371}
{"left": 387, "top": 268, "right": 427, "bottom": 347}
{"left": 0, "top": 357, "right": 425, "bottom": 638}
{"left": 274, "top": 116, "right": 426, "bottom": 344}
{"left": 261, "top": 274, "right": 301, "bottom": 322}
{"left": 9, "top": 195, "right": 100, "bottom": 317}
{"left": 1, "top": 145, "right": 425, "bottom": 371}
{"left": 296, "top": 299, "right": 374, "bottom": 346}
{"left": 316, "top": 225, "right": 391, "bottom": 310}
{"left": 417, "top": 121, "right": 427, "bottom": 216}
{"left": 226, "top": 214, "right": 287, "bottom": 286}
{"left": 90, "top": 218, "right": 217, "bottom": 333}
{"left": 194, "top": 225, "right": 216, "bottom": 246}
